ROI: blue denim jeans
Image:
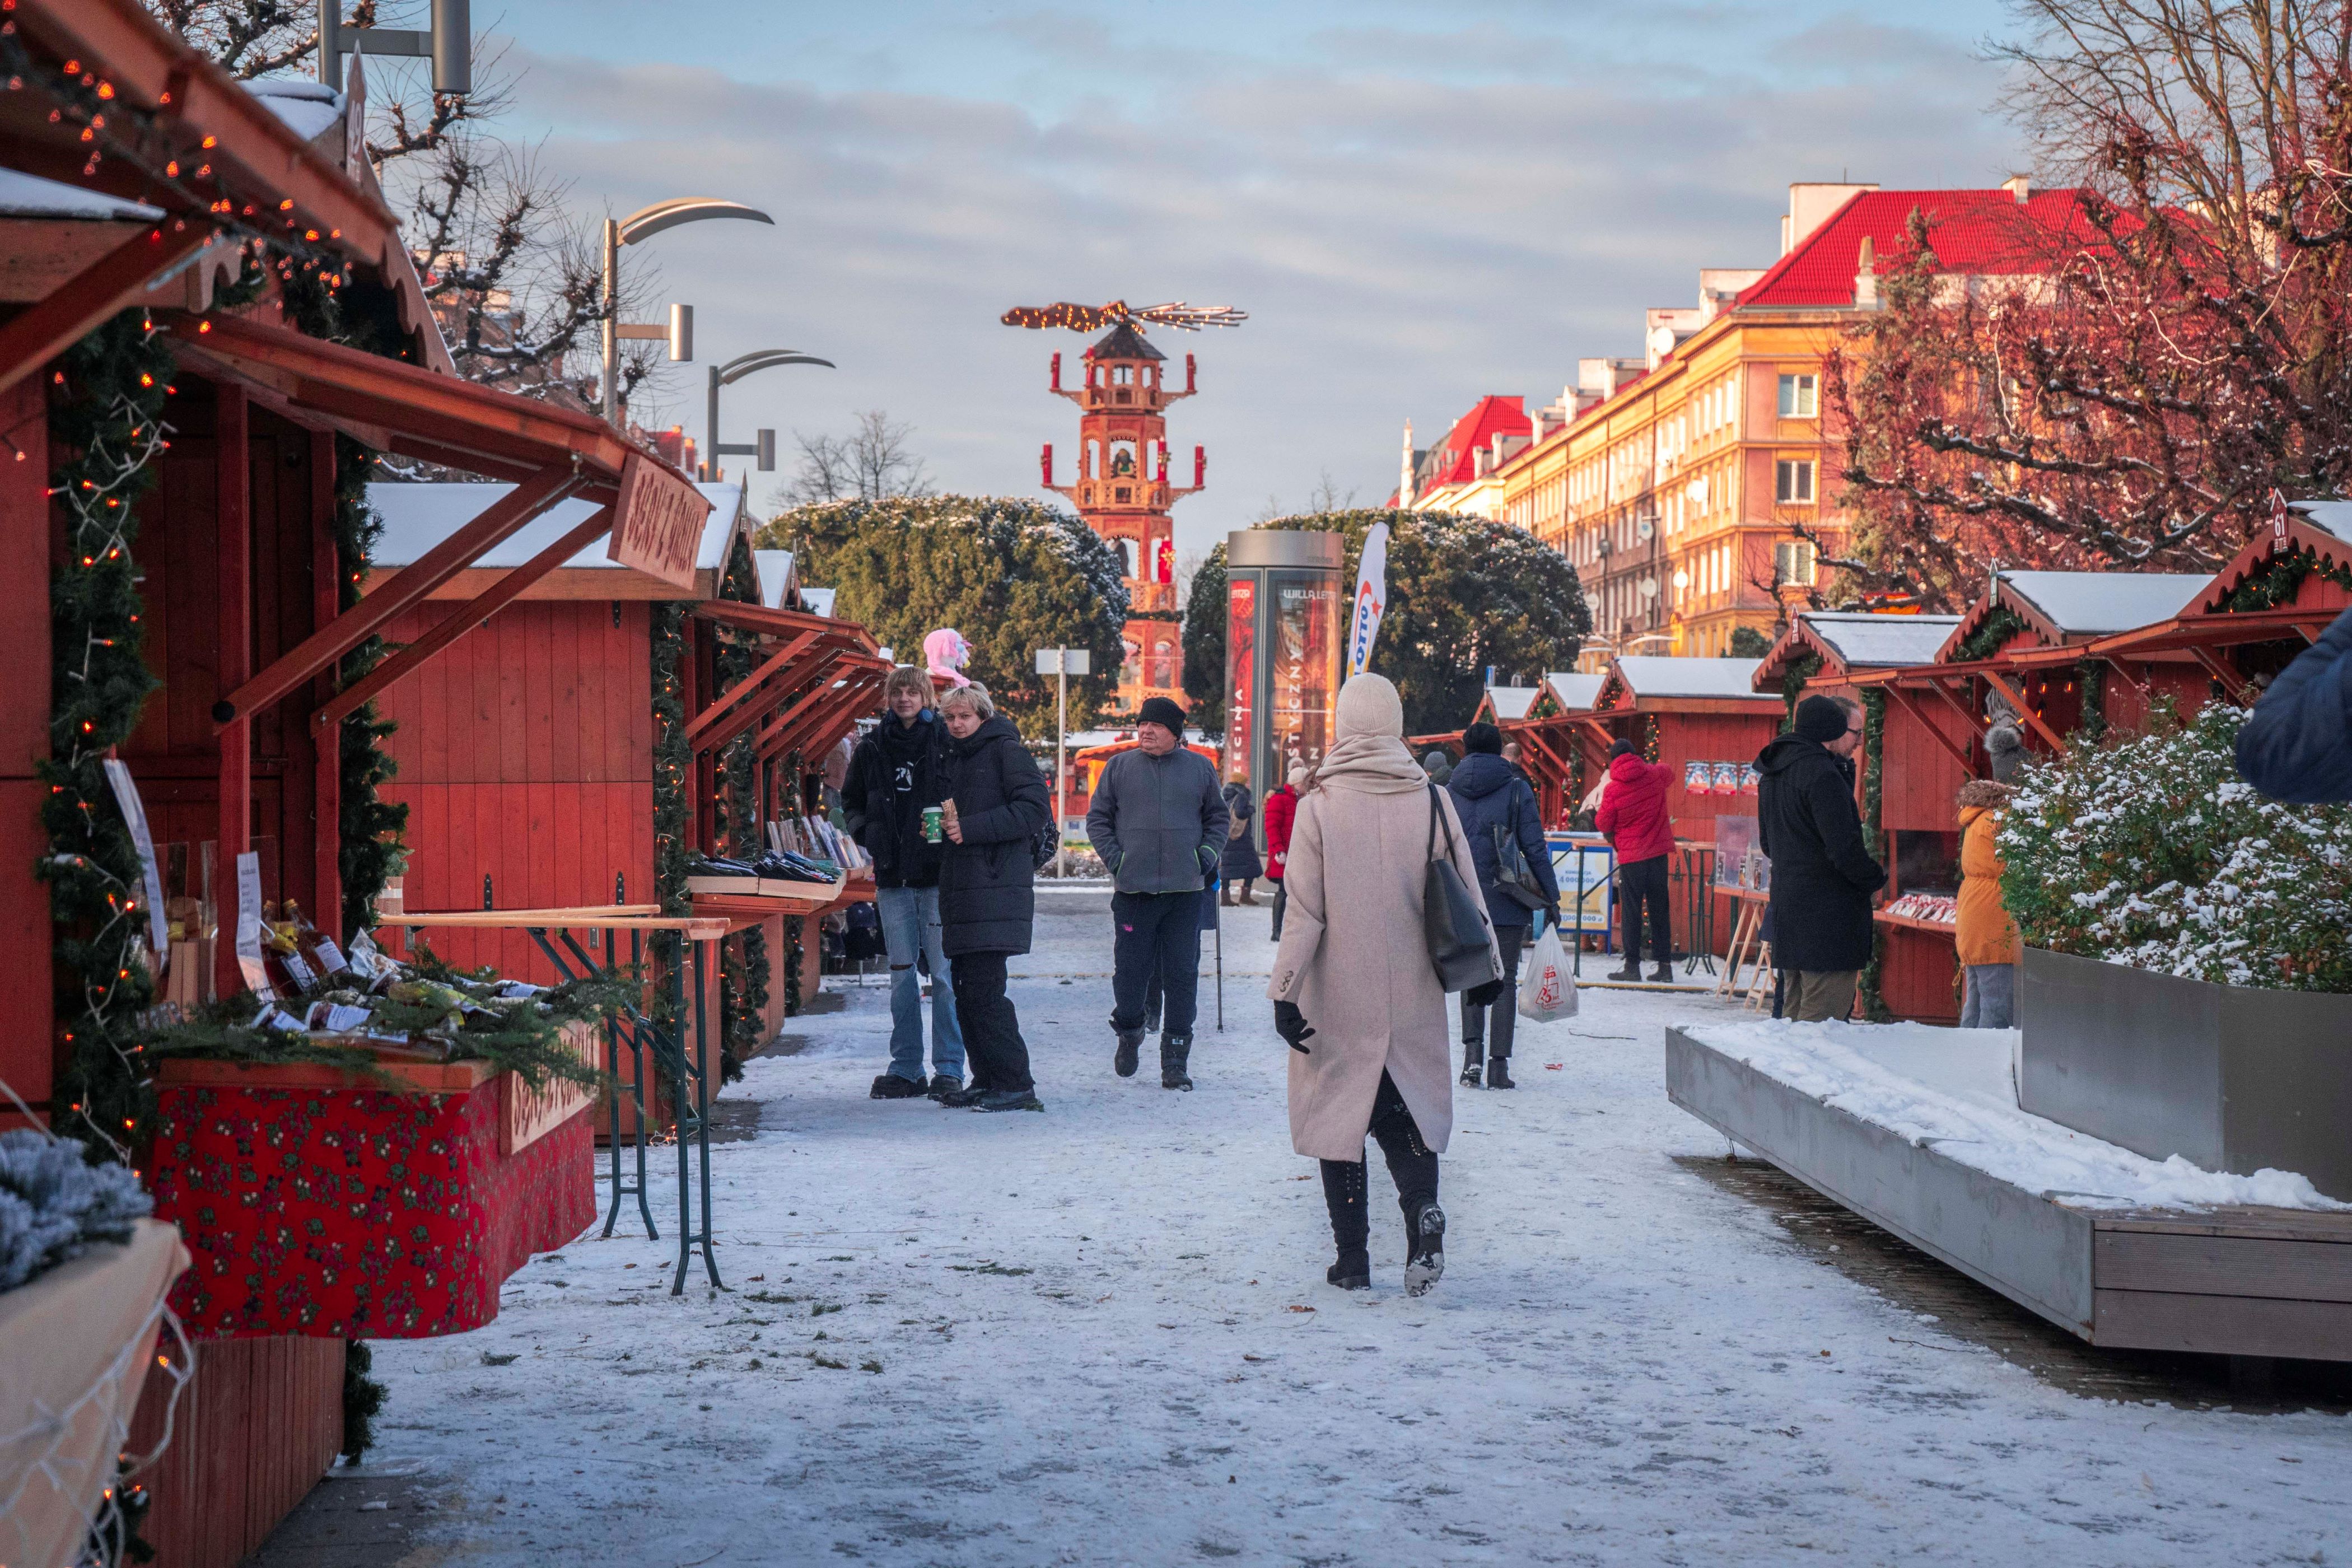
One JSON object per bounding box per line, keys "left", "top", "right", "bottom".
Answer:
{"left": 878, "top": 884, "right": 964, "bottom": 1082}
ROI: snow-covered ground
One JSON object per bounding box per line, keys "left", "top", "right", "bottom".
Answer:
{"left": 367, "top": 889, "right": 2350, "bottom": 1565}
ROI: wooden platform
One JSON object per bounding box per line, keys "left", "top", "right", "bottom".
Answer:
{"left": 1666, "top": 1026, "right": 2352, "bottom": 1361}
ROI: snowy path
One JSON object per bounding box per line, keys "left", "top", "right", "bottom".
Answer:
{"left": 368, "top": 889, "right": 2350, "bottom": 1566}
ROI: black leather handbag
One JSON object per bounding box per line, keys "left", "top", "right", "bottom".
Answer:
{"left": 1491, "top": 786, "right": 1551, "bottom": 911}
{"left": 1424, "top": 785, "right": 1501, "bottom": 993}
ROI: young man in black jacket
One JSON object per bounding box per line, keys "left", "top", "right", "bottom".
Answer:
{"left": 1754, "top": 694, "right": 1887, "bottom": 1022}
{"left": 842, "top": 666, "right": 965, "bottom": 1100}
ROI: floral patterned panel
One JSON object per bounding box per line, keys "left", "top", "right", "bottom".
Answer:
{"left": 148, "top": 1081, "right": 593, "bottom": 1338}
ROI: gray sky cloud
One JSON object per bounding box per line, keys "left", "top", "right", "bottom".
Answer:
{"left": 447, "top": 2, "right": 2027, "bottom": 558}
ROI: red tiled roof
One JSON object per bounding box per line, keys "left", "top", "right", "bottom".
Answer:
{"left": 1421, "top": 395, "right": 1530, "bottom": 489}
{"left": 1736, "top": 188, "right": 2098, "bottom": 310}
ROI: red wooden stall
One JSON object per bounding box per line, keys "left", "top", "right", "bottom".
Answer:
{"left": 1755, "top": 612, "right": 1964, "bottom": 1021}
{"left": 0, "top": 8, "right": 703, "bottom": 1558}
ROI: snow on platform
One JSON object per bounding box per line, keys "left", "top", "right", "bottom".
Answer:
{"left": 1669, "top": 1021, "right": 2352, "bottom": 1359}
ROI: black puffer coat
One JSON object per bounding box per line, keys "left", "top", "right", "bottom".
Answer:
{"left": 937, "top": 713, "right": 1051, "bottom": 956}
{"left": 1220, "top": 782, "right": 1263, "bottom": 880}
{"left": 1446, "top": 752, "right": 1560, "bottom": 927}
{"left": 1754, "top": 731, "right": 1886, "bottom": 972}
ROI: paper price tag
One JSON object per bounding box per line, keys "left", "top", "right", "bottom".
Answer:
{"left": 235, "top": 850, "right": 272, "bottom": 1000}
{"left": 101, "top": 759, "right": 169, "bottom": 960}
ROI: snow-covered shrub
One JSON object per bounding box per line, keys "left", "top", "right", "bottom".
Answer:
{"left": 1998, "top": 702, "right": 2352, "bottom": 990}
{"left": 0, "top": 1128, "right": 152, "bottom": 1292}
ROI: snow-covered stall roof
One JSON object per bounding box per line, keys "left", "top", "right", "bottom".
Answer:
{"left": 368, "top": 479, "right": 741, "bottom": 591}
{"left": 245, "top": 78, "right": 344, "bottom": 142}
{"left": 1538, "top": 671, "right": 1605, "bottom": 713}
{"left": 1800, "top": 613, "right": 1962, "bottom": 668}
{"left": 2000, "top": 571, "right": 2208, "bottom": 637}
{"left": 1481, "top": 686, "right": 1539, "bottom": 721}
{"left": 1609, "top": 656, "right": 1777, "bottom": 703}
{"left": 755, "top": 549, "right": 798, "bottom": 610}
{"left": 0, "top": 168, "right": 160, "bottom": 220}
{"left": 800, "top": 587, "right": 837, "bottom": 618}
{"left": 2289, "top": 501, "right": 2352, "bottom": 542}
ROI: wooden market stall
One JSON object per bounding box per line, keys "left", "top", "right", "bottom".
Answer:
{"left": 0, "top": 6, "right": 716, "bottom": 1558}
{"left": 1753, "top": 612, "right": 1964, "bottom": 1020}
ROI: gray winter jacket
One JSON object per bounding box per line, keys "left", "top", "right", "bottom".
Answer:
{"left": 1086, "top": 746, "right": 1230, "bottom": 895}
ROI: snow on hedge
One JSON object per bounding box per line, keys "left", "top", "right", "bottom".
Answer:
{"left": 1998, "top": 702, "right": 2352, "bottom": 991}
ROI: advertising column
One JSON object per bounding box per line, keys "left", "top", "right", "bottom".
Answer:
{"left": 1225, "top": 530, "right": 1345, "bottom": 835}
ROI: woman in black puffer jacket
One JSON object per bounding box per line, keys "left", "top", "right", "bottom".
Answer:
{"left": 936, "top": 683, "right": 1052, "bottom": 1112}
{"left": 1445, "top": 722, "right": 1561, "bottom": 1090}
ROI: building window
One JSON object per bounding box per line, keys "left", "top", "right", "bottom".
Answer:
{"left": 1775, "top": 458, "right": 1815, "bottom": 504}
{"left": 1775, "top": 540, "right": 1817, "bottom": 587}
{"left": 1777, "top": 373, "right": 1818, "bottom": 418}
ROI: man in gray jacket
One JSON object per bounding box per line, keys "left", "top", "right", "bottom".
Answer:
{"left": 1087, "top": 696, "right": 1230, "bottom": 1089}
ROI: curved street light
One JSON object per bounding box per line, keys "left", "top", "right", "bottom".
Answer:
{"left": 601, "top": 197, "right": 775, "bottom": 427}
{"left": 703, "top": 348, "right": 836, "bottom": 481}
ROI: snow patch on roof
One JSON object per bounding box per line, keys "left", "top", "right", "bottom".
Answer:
{"left": 755, "top": 548, "right": 797, "bottom": 610}
{"left": 1800, "top": 612, "right": 1962, "bottom": 666}
{"left": 2289, "top": 501, "right": 2352, "bottom": 543}
{"left": 1685, "top": 1020, "right": 2349, "bottom": 1212}
{"left": 1541, "top": 671, "right": 1605, "bottom": 712}
{"left": 1483, "top": 687, "right": 1539, "bottom": 721}
{"left": 1613, "top": 656, "right": 1777, "bottom": 701}
{"left": 246, "top": 78, "right": 344, "bottom": 142}
{"left": 2003, "top": 571, "right": 2208, "bottom": 635}
{"left": 0, "top": 168, "right": 160, "bottom": 220}
{"left": 800, "top": 587, "right": 836, "bottom": 618}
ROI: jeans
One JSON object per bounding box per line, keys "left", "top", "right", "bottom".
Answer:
{"left": 1618, "top": 853, "right": 1673, "bottom": 967}
{"left": 1460, "top": 922, "right": 1527, "bottom": 1059}
{"left": 1961, "top": 963, "right": 2017, "bottom": 1028}
{"left": 1788, "top": 969, "right": 1859, "bottom": 1023}
{"left": 878, "top": 884, "right": 963, "bottom": 1082}
{"left": 951, "top": 951, "right": 1033, "bottom": 1095}
{"left": 1111, "top": 889, "right": 1203, "bottom": 1037}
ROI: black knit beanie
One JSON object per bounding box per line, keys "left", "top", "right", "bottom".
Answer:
{"left": 1137, "top": 696, "right": 1187, "bottom": 735}
{"left": 1794, "top": 694, "right": 1851, "bottom": 744}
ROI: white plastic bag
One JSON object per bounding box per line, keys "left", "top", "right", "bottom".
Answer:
{"left": 1518, "top": 916, "right": 1577, "bottom": 1023}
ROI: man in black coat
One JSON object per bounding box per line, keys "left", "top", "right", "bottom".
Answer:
{"left": 935, "top": 685, "right": 1052, "bottom": 1112}
{"left": 1754, "top": 694, "right": 1886, "bottom": 1022}
{"left": 2236, "top": 604, "right": 2352, "bottom": 802}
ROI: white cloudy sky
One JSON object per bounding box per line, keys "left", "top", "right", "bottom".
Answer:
{"left": 404, "top": 1, "right": 2029, "bottom": 558}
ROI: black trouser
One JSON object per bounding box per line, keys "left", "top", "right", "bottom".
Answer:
{"left": 950, "top": 951, "right": 1033, "bottom": 1094}
{"left": 1110, "top": 890, "right": 1202, "bottom": 1036}
{"left": 1618, "top": 853, "right": 1673, "bottom": 967}
{"left": 1270, "top": 879, "right": 1287, "bottom": 941}
{"left": 1460, "top": 922, "right": 1527, "bottom": 1059}
{"left": 1319, "top": 1071, "right": 1439, "bottom": 1259}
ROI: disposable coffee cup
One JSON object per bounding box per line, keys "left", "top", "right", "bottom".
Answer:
{"left": 922, "top": 805, "right": 945, "bottom": 843}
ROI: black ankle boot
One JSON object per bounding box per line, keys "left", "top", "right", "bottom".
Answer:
{"left": 1404, "top": 1201, "right": 1446, "bottom": 1297}
{"left": 1112, "top": 1020, "right": 1144, "bottom": 1079}
{"left": 1486, "top": 1056, "right": 1514, "bottom": 1090}
{"left": 1460, "top": 1035, "right": 1482, "bottom": 1088}
{"left": 1328, "top": 1249, "right": 1371, "bottom": 1289}
{"left": 1321, "top": 1159, "right": 1370, "bottom": 1286}
{"left": 1160, "top": 1033, "right": 1193, "bottom": 1090}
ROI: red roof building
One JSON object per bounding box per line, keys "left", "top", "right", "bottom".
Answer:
{"left": 1398, "top": 394, "right": 1532, "bottom": 514}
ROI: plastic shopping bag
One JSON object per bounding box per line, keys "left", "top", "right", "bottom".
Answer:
{"left": 1518, "top": 916, "right": 1578, "bottom": 1023}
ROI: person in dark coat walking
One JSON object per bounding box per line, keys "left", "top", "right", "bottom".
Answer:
{"left": 934, "top": 684, "right": 1051, "bottom": 1110}
{"left": 1594, "top": 739, "right": 1677, "bottom": 982}
{"left": 1087, "top": 696, "right": 1229, "bottom": 1089}
{"left": 1219, "top": 780, "right": 1263, "bottom": 906}
{"left": 842, "top": 665, "right": 964, "bottom": 1101}
{"left": 1446, "top": 723, "right": 1562, "bottom": 1090}
{"left": 2236, "top": 604, "right": 2352, "bottom": 802}
{"left": 1754, "top": 694, "right": 1887, "bottom": 1022}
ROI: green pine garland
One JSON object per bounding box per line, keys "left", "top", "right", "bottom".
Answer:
{"left": 1952, "top": 604, "right": 2030, "bottom": 664}
{"left": 2073, "top": 659, "right": 2108, "bottom": 746}
{"left": 648, "top": 603, "right": 690, "bottom": 1024}
{"left": 712, "top": 539, "right": 767, "bottom": 1079}
{"left": 41, "top": 310, "right": 173, "bottom": 1161}
{"left": 2221, "top": 547, "right": 2352, "bottom": 614}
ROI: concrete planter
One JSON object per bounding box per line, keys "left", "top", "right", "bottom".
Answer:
{"left": 2019, "top": 946, "right": 2352, "bottom": 1201}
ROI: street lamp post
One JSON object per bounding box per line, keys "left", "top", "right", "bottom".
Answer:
{"left": 601, "top": 198, "right": 775, "bottom": 428}
{"left": 703, "top": 349, "right": 836, "bottom": 482}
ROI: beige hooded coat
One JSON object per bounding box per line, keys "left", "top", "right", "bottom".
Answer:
{"left": 1268, "top": 675, "right": 1499, "bottom": 1162}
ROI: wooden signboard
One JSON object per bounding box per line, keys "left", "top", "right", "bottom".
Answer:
{"left": 608, "top": 453, "right": 710, "bottom": 590}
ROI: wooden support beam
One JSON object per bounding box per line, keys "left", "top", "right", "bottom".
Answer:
{"left": 683, "top": 631, "right": 822, "bottom": 748}
{"left": 214, "top": 465, "right": 581, "bottom": 729}
{"left": 214, "top": 384, "right": 251, "bottom": 1001}
{"left": 2188, "top": 645, "right": 2255, "bottom": 705}
{"left": 311, "top": 505, "right": 615, "bottom": 732}
{"left": 1980, "top": 669, "right": 2070, "bottom": 757}
{"left": 760, "top": 676, "right": 879, "bottom": 765}
{"left": 1880, "top": 681, "right": 1979, "bottom": 776}
{"left": 0, "top": 221, "right": 215, "bottom": 398}
{"left": 1917, "top": 674, "right": 1989, "bottom": 737}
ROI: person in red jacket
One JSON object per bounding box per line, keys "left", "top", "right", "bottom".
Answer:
{"left": 1262, "top": 764, "right": 1305, "bottom": 941}
{"left": 1594, "top": 738, "right": 1677, "bottom": 982}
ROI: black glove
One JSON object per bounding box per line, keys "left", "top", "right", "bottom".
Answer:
{"left": 1273, "top": 1000, "right": 1315, "bottom": 1053}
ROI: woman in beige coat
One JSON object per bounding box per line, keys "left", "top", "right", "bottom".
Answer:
{"left": 1269, "top": 674, "right": 1499, "bottom": 1294}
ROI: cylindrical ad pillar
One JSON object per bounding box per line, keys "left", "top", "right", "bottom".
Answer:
{"left": 1224, "top": 529, "right": 1344, "bottom": 847}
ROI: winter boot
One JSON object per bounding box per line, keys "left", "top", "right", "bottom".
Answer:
{"left": 1218, "top": 886, "right": 1235, "bottom": 907}
{"left": 926, "top": 1074, "right": 964, "bottom": 1100}
{"left": 1606, "top": 963, "right": 1643, "bottom": 982}
{"left": 1650, "top": 962, "right": 1674, "bottom": 984}
{"left": 870, "top": 1073, "right": 926, "bottom": 1100}
{"left": 1322, "top": 1159, "right": 1371, "bottom": 1289}
{"left": 1237, "top": 879, "right": 1258, "bottom": 907}
{"left": 970, "top": 1088, "right": 1044, "bottom": 1112}
{"left": 1404, "top": 1201, "right": 1446, "bottom": 1297}
{"left": 1459, "top": 996, "right": 1484, "bottom": 1086}
{"left": 1112, "top": 1021, "right": 1145, "bottom": 1079}
{"left": 935, "top": 1084, "right": 987, "bottom": 1108}
{"left": 1160, "top": 1033, "right": 1194, "bottom": 1091}
{"left": 1486, "top": 1056, "right": 1515, "bottom": 1090}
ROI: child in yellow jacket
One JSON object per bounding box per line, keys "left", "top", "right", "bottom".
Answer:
{"left": 1955, "top": 779, "right": 2020, "bottom": 1028}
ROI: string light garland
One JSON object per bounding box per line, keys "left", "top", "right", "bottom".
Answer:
{"left": 648, "top": 603, "right": 690, "bottom": 1026}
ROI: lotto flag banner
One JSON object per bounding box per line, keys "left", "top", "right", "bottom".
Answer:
{"left": 1347, "top": 522, "right": 1390, "bottom": 678}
